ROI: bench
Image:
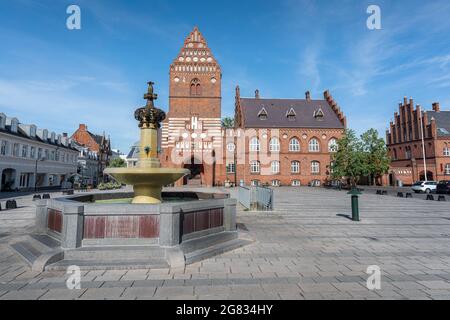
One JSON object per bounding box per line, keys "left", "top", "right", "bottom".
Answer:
{"left": 5, "top": 200, "right": 17, "bottom": 210}
{"left": 438, "top": 195, "right": 446, "bottom": 202}
{"left": 426, "top": 195, "right": 434, "bottom": 201}
{"left": 406, "top": 193, "right": 413, "bottom": 198}
{"left": 397, "top": 192, "right": 404, "bottom": 198}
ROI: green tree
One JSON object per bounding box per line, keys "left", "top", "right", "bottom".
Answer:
{"left": 360, "top": 129, "right": 391, "bottom": 185}
{"left": 331, "top": 129, "right": 369, "bottom": 188}
{"left": 221, "top": 117, "right": 235, "bottom": 129}
{"left": 108, "top": 158, "right": 126, "bottom": 168}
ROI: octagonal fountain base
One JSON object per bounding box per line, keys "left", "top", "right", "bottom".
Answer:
{"left": 9, "top": 191, "right": 252, "bottom": 271}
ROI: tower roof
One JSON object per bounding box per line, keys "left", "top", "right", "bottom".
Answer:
{"left": 171, "top": 26, "right": 220, "bottom": 71}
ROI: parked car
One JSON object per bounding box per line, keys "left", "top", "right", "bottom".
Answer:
{"left": 411, "top": 181, "right": 437, "bottom": 194}
{"left": 436, "top": 180, "right": 450, "bottom": 194}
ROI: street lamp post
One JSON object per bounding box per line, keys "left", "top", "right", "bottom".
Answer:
{"left": 34, "top": 157, "right": 46, "bottom": 192}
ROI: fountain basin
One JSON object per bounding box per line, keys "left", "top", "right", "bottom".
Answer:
{"left": 105, "top": 167, "right": 190, "bottom": 204}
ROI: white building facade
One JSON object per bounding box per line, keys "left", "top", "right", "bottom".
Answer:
{"left": 0, "top": 113, "right": 78, "bottom": 191}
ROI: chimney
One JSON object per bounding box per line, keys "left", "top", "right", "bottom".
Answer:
{"left": 79, "top": 124, "right": 87, "bottom": 131}
{"left": 305, "top": 91, "right": 311, "bottom": 102}
{"left": 255, "top": 89, "right": 260, "bottom": 99}
{"left": 432, "top": 102, "right": 440, "bottom": 112}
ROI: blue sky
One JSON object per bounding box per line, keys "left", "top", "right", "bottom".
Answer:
{"left": 1, "top": 0, "right": 450, "bottom": 153}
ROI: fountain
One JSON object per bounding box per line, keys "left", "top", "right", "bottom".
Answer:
{"left": 105, "top": 82, "right": 190, "bottom": 204}
{"left": 10, "top": 82, "right": 250, "bottom": 272}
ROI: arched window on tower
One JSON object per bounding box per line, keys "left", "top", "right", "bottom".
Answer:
{"left": 190, "top": 78, "right": 201, "bottom": 96}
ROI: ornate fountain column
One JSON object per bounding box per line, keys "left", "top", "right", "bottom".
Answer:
{"left": 105, "top": 82, "right": 189, "bottom": 204}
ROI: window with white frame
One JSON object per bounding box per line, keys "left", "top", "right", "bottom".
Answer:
{"left": 30, "top": 146, "right": 36, "bottom": 159}
{"left": 291, "top": 180, "right": 301, "bottom": 187}
{"left": 22, "top": 145, "right": 28, "bottom": 158}
{"left": 328, "top": 138, "right": 338, "bottom": 152}
{"left": 289, "top": 138, "right": 300, "bottom": 152}
{"left": 249, "top": 137, "right": 260, "bottom": 152}
{"left": 271, "top": 180, "right": 280, "bottom": 187}
{"left": 227, "top": 143, "right": 236, "bottom": 152}
{"left": 251, "top": 180, "right": 260, "bottom": 186}
{"left": 226, "top": 162, "right": 235, "bottom": 174}
{"left": 250, "top": 160, "right": 260, "bottom": 173}
{"left": 1, "top": 141, "right": 8, "bottom": 156}
{"left": 309, "top": 138, "right": 320, "bottom": 152}
{"left": 271, "top": 160, "right": 280, "bottom": 173}
{"left": 13, "top": 143, "right": 20, "bottom": 157}
{"left": 330, "top": 161, "right": 335, "bottom": 174}
{"left": 269, "top": 137, "right": 280, "bottom": 152}
{"left": 291, "top": 161, "right": 300, "bottom": 173}
{"left": 311, "top": 161, "right": 320, "bottom": 174}
{"left": 444, "top": 147, "right": 450, "bottom": 157}
{"left": 445, "top": 164, "right": 450, "bottom": 175}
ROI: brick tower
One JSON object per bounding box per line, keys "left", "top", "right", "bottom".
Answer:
{"left": 160, "top": 27, "right": 222, "bottom": 186}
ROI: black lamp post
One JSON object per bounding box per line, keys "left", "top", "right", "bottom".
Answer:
{"left": 34, "top": 157, "right": 46, "bottom": 192}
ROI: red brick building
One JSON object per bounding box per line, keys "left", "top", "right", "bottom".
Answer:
{"left": 71, "top": 124, "right": 112, "bottom": 182}
{"left": 159, "top": 27, "right": 346, "bottom": 187}
{"left": 386, "top": 98, "right": 450, "bottom": 186}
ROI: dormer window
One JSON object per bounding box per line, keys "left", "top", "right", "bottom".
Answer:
{"left": 286, "top": 108, "right": 296, "bottom": 121}
{"left": 313, "top": 107, "right": 324, "bottom": 120}
{"left": 258, "top": 107, "right": 268, "bottom": 120}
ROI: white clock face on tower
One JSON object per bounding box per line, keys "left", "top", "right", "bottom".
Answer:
{"left": 211, "top": 78, "right": 217, "bottom": 84}
{"left": 174, "top": 77, "right": 180, "bottom": 83}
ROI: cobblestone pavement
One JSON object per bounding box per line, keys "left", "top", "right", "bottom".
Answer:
{"left": 0, "top": 187, "right": 450, "bottom": 300}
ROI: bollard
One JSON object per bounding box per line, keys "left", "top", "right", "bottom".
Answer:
{"left": 426, "top": 195, "right": 434, "bottom": 201}
{"left": 347, "top": 188, "right": 362, "bottom": 221}
{"left": 6, "top": 200, "right": 17, "bottom": 210}
{"left": 397, "top": 192, "right": 404, "bottom": 198}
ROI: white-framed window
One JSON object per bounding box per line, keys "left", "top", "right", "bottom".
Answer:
{"left": 249, "top": 137, "right": 260, "bottom": 152}
{"left": 291, "top": 161, "right": 300, "bottom": 173}
{"left": 13, "top": 143, "right": 20, "bottom": 157}
{"left": 269, "top": 137, "right": 280, "bottom": 152}
{"left": 309, "top": 138, "right": 320, "bottom": 152}
{"left": 328, "top": 138, "right": 338, "bottom": 152}
{"left": 1, "top": 140, "right": 8, "bottom": 156}
{"left": 330, "top": 161, "right": 335, "bottom": 174}
{"left": 250, "top": 160, "right": 260, "bottom": 173}
{"left": 22, "top": 145, "right": 28, "bottom": 158}
{"left": 30, "top": 146, "right": 36, "bottom": 159}
{"left": 291, "top": 180, "right": 301, "bottom": 187}
{"left": 271, "top": 180, "right": 280, "bottom": 187}
{"left": 226, "top": 162, "right": 235, "bottom": 174}
{"left": 227, "top": 143, "right": 236, "bottom": 152}
{"left": 311, "top": 161, "right": 320, "bottom": 174}
{"left": 444, "top": 147, "right": 450, "bottom": 157}
{"left": 289, "top": 138, "right": 300, "bottom": 152}
{"left": 251, "top": 179, "right": 260, "bottom": 186}
{"left": 445, "top": 164, "right": 450, "bottom": 175}
{"left": 271, "top": 161, "right": 280, "bottom": 174}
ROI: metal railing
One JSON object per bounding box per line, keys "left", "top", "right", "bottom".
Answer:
{"left": 238, "top": 186, "right": 273, "bottom": 211}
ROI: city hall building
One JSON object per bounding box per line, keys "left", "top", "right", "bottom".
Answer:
{"left": 386, "top": 97, "right": 450, "bottom": 186}
{"left": 159, "top": 27, "right": 346, "bottom": 187}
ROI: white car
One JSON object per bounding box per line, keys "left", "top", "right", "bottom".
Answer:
{"left": 411, "top": 181, "right": 437, "bottom": 194}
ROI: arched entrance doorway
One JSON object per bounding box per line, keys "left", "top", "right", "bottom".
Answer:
{"left": 419, "top": 171, "right": 434, "bottom": 181}
{"left": 183, "top": 157, "right": 204, "bottom": 186}
{"left": 1, "top": 168, "right": 16, "bottom": 191}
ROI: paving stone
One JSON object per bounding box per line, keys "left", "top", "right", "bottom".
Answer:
{"left": 79, "top": 288, "right": 125, "bottom": 300}
{"left": 0, "top": 289, "right": 48, "bottom": 300}
{"left": 39, "top": 288, "right": 87, "bottom": 300}
{"left": 122, "top": 287, "right": 157, "bottom": 298}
